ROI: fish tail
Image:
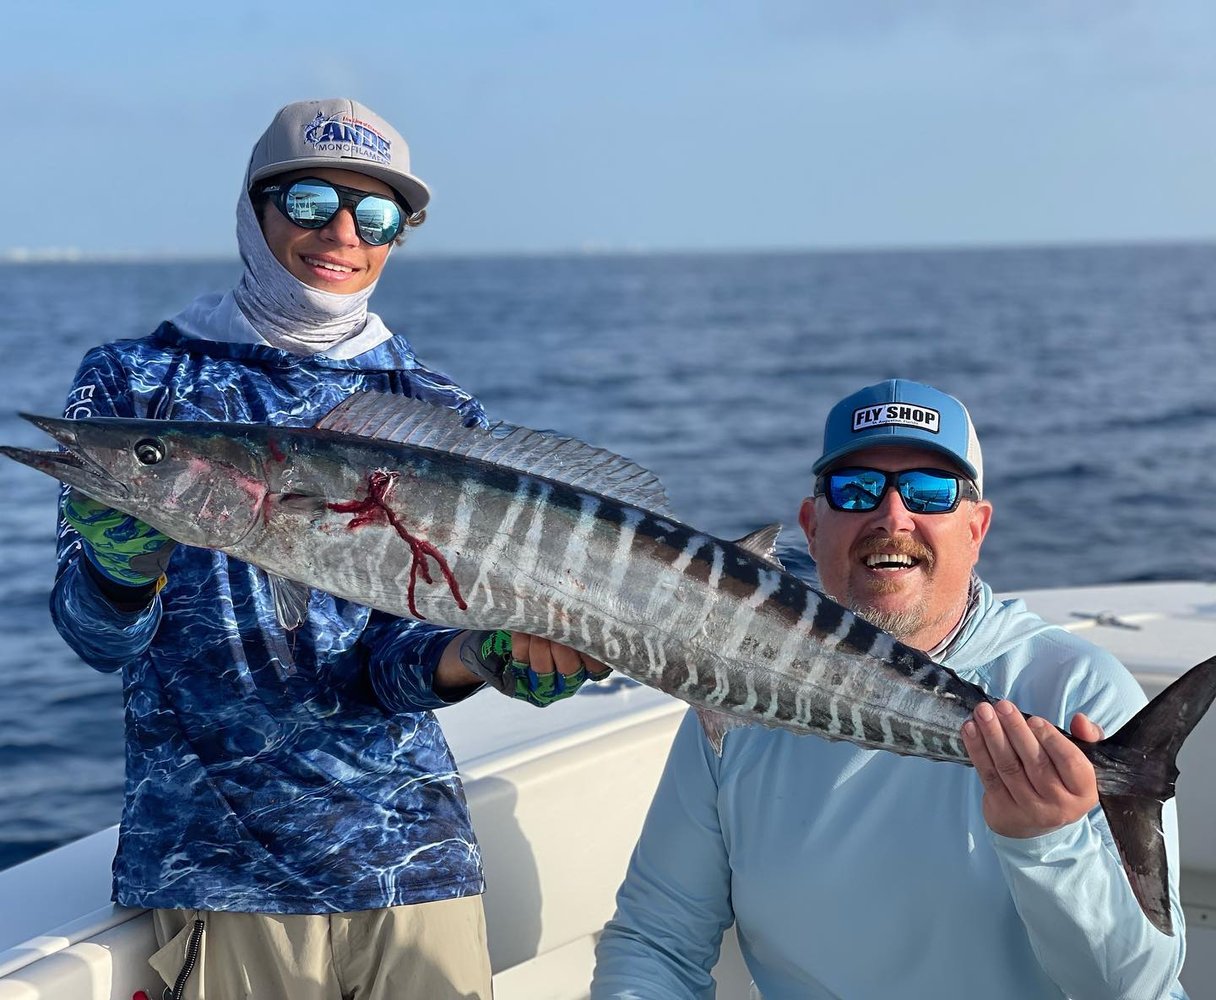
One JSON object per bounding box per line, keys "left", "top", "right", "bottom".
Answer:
{"left": 1088, "top": 654, "right": 1216, "bottom": 936}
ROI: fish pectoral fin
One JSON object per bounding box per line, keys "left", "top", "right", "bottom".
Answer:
{"left": 695, "top": 707, "right": 751, "bottom": 756}
{"left": 268, "top": 492, "right": 330, "bottom": 522}
{"left": 733, "top": 523, "right": 785, "bottom": 568}
{"left": 266, "top": 572, "right": 311, "bottom": 631}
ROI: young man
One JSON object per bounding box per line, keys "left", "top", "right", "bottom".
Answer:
{"left": 592, "top": 380, "right": 1187, "bottom": 999}
{"left": 51, "top": 97, "right": 603, "bottom": 1000}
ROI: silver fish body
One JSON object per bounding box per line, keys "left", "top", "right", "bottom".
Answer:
{"left": 236, "top": 433, "right": 985, "bottom": 765}
{"left": 4, "top": 391, "right": 1214, "bottom": 935}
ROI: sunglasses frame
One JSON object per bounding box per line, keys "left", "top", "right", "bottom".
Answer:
{"left": 814, "top": 466, "right": 980, "bottom": 514}
{"left": 257, "top": 177, "right": 408, "bottom": 246}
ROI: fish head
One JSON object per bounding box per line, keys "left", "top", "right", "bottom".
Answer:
{"left": 2, "top": 414, "right": 270, "bottom": 550}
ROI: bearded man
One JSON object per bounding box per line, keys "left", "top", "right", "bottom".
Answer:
{"left": 592, "top": 380, "right": 1188, "bottom": 1000}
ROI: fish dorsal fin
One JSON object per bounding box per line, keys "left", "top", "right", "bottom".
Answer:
{"left": 316, "top": 392, "right": 673, "bottom": 514}
{"left": 733, "top": 523, "right": 785, "bottom": 568}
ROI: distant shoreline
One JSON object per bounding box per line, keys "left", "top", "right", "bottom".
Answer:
{"left": 3, "top": 236, "right": 1216, "bottom": 267}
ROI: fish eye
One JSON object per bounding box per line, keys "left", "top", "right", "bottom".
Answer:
{"left": 134, "top": 438, "right": 166, "bottom": 465}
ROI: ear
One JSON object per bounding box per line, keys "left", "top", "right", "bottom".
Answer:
{"left": 969, "top": 499, "right": 993, "bottom": 554}
{"left": 798, "top": 496, "right": 818, "bottom": 557}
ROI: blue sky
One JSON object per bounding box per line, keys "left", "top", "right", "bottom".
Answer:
{"left": 8, "top": 0, "right": 1215, "bottom": 256}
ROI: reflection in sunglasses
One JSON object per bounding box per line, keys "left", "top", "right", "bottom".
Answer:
{"left": 259, "top": 178, "right": 406, "bottom": 247}
{"left": 815, "top": 467, "right": 979, "bottom": 514}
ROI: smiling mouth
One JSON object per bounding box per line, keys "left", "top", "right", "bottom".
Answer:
{"left": 302, "top": 255, "right": 357, "bottom": 274}
{"left": 863, "top": 552, "right": 918, "bottom": 571}
{"left": 856, "top": 535, "right": 934, "bottom": 572}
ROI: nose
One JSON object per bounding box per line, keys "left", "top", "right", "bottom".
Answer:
{"left": 870, "top": 484, "right": 918, "bottom": 533}
{"left": 319, "top": 207, "right": 361, "bottom": 247}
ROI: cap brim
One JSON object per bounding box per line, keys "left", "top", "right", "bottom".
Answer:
{"left": 248, "top": 158, "right": 431, "bottom": 214}
{"left": 812, "top": 435, "right": 980, "bottom": 482}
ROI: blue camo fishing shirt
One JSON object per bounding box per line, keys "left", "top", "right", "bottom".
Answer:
{"left": 49, "top": 322, "right": 489, "bottom": 914}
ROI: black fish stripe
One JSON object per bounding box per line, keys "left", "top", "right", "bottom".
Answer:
{"left": 810, "top": 598, "right": 847, "bottom": 641}
{"left": 887, "top": 715, "right": 915, "bottom": 750}
{"left": 839, "top": 615, "right": 884, "bottom": 658}
{"left": 861, "top": 712, "right": 887, "bottom": 747}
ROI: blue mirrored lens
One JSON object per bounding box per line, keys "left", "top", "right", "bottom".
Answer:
{"left": 828, "top": 469, "right": 888, "bottom": 510}
{"left": 898, "top": 471, "right": 960, "bottom": 513}
{"left": 284, "top": 182, "right": 341, "bottom": 228}
{"left": 353, "top": 197, "right": 402, "bottom": 245}
{"left": 281, "top": 181, "right": 403, "bottom": 245}
{"left": 825, "top": 468, "right": 964, "bottom": 513}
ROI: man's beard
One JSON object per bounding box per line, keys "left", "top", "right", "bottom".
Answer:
{"left": 839, "top": 580, "right": 965, "bottom": 647}
{"left": 840, "top": 536, "right": 939, "bottom": 642}
{"left": 852, "top": 599, "right": 931, "bottom": 640}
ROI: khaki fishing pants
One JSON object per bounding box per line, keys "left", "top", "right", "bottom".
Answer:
{"left": 148, "top": 895, "right": 493, "bottom": 999}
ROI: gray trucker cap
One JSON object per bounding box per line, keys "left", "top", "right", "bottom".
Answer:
{"left": 246, "top": 98, "right": 431, "bottom": 214}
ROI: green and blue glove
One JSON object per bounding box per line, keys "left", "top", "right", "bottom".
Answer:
{"left": 458, "top": 629, "right": 607, "bottom": 708}
{"left": 63, "top": 491, "right": 176, "bottom": 593}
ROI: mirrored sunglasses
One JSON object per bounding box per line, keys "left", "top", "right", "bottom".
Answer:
{"left": 814, "top": 467, "right": 980, "bottom": 514}
{"left": 258, "top": 178, "right": 406, "bottom": 247}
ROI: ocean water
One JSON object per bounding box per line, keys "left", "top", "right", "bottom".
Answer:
{"left": 0, "top": 244, "right": 1213, "bottom": 870}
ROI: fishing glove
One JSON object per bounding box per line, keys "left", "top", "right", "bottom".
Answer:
{"left": 459, "top": 629, "right": 606, "bottom": 707}
{"left": 63, "top": 491, "right": 176, "bottom": 598}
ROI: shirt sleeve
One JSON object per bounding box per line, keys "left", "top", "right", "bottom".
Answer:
{"left": 592, "top": 710, "right": 736, "bottom": 1000}
{"left": 992, "top": 806, "right": 1188, "bottom": 1000}
{"left": 991, "top": 636, "right": 1188, "bottom": 1000}
{"left": 49, "top": 347, "right": 164, "bottom": 673}
{"left": 361, "top": 612, "right": 480, "bottom": 713}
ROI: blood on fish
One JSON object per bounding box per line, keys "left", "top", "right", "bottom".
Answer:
{"left": 328, "top": 471, "right": 467, "bottom": 619}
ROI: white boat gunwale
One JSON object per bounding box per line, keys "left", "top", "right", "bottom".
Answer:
{"left": 1, "top": 580, "right": 1213, "bottom": 999}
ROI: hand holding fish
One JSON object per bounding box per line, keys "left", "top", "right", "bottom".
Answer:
{"left": 442, "top": 629, "right": 609, "bottom": 707}
{"left": 963, "top": 702, "right": 1102, "bottom": 838}
{"left": 509, "top": 633, "right": 610, "bottom": 682}
{"left": 63, "top": 490, "right": 176, "bottom": 591}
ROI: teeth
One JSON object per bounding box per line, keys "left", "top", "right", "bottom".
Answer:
{"left": 864, "top": 553, "right": 915, "bottom": 569}
{"left": 304, "top": 257, "right": 354, "bottom": 273}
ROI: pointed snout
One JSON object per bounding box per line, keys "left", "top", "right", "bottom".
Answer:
{"left": 1, "top": 415, "right": 128, "bottom": 500}
{"left": 0, "top": 444, "right": 51, "bottom": 471}
{"left": 19, "top": 412, "right": 80, "bottom": 448}
{"left": 0, "top": 441, "right": 91, "bottom": 481}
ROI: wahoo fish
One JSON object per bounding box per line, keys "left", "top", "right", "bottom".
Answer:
{"left": 3, "top": 391, "right": 1214, "bottom": 936}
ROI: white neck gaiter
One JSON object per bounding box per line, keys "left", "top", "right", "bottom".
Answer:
{"left": 927, "top": 573, "right": 983, "bottom": 661}
{"left": 171, "top": 189, "right": 393, "bottom": 359}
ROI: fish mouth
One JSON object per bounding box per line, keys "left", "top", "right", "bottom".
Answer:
{"left": 0, "top": 414, "right": 129, "bottom": 499}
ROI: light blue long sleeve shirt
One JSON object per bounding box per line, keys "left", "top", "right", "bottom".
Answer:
{"left": 593, "top": 582, "right": 1188, "bottom": 999}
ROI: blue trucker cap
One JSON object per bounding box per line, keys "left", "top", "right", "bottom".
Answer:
{"left": 812, "top": 380, "right": 983, "bottom": 496}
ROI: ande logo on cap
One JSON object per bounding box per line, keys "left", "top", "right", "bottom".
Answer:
{"left": 304, "top": 112, "right": 392, "bottom": 165}
{"left": 852, "top": 403, "right": 940, "bottom": 434}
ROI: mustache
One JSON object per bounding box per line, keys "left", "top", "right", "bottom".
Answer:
{"left": 853, "top": 535, "right": 935, "bottom": 569}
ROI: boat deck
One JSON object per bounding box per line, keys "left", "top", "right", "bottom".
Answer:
{"left": 2, "top": 581, "right": 1213, "bottom": 999}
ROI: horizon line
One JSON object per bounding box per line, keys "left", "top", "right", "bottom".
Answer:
{"left": 3, "top": 234, "right": 1215, "bottom": 266}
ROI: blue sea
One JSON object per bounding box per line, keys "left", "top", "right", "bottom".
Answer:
{"left": 1, "top": 244, "right": 1214, "bottom": 870}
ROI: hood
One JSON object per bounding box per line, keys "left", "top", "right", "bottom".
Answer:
{"left": 939, "top": 580, "right": 1064, "bottom": 681}
{"left": 150, "top": 319, "right": 423, "bottom": 373}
